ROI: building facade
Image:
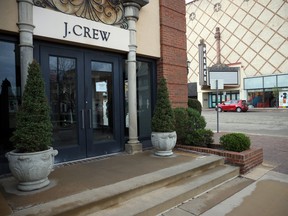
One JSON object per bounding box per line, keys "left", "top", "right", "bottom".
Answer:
{"left": 0, "top": 0, "right": 187, "bottom": 175}
{"left": 186, "top": 0, "right": 288, "bottom": 108}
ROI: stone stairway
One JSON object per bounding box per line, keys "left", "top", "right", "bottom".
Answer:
{"left": 12, "top": 154, "right": 239, "bottom": 216}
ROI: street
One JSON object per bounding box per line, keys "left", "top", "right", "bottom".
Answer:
{"left": 202, "top": 108, "right": 288, "bottom": 174}
{"left": 202, "top": 109, "right": 288, "bottom": 137}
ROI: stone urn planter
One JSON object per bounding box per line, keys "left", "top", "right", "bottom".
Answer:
{"left": 6, "top": 147, "right": 58, "bottom": 191}
{"left": 151, "top": 131, "right": 177, "bottom": 156}
{"left": 151, "top": 78, "right": 177, "bottom": 157}
{"left": 7, "top": 61, "right": 56, "bottom": 191}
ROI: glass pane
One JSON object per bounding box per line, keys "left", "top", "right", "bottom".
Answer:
{"left": 0, "top": 40, "right": 20, "bottom": 174}
{"left": 278, "top": 74, "right": 288, "bottom": 87}
{"left": 264, "top": 76, "right": 276, "bottom": 88}
{"left": 49, "top": 57, "right": 78, "bottom": 147}
{"left": 137, "top": 61, "right": 152, "bottom": 137}
{"left": 123, "top": 60, "right": 153, "bottom": 138}
{"left": 91, "top": 61, "right": 113, "bottom": 141}
{"left": 91, "top": 61, "right": 112, "bottom": 72}
{"left": 244, "top": 77, "right": 263, "bottom": 89}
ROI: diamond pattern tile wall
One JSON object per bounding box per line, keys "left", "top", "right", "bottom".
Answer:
{"left": 186, "top": 0, "right": 288, "bottom": 82}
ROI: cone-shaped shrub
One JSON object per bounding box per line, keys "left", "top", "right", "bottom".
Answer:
{"left": 151, "top": 78, "right": 175, "bottom": 132}
{"left": 10, "top": 60, "right": 53, "bottom": 152}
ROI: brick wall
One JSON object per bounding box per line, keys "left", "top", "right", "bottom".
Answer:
{"left": 158, "top": 0, "right": 188, "bottom": 108}
{"left": 176, "top": 145, "right": 263, "bottom": 174}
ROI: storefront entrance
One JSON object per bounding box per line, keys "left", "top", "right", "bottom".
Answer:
{"left": 38, "top": 44, "right": 124, "bottom": 162}
{"left": 209, "top": 91, "right": 240, "bottom": 108}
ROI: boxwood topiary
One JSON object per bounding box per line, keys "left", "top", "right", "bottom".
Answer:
{"left": 10, "top": 60, "right": 53, "bottom": 153}
{"left": 151, "top": 78, "right": 175, "bottom": 132}
{"left": 185, "top": 128, "right": 214, "bottom": 147}
{"left": 186, "top": 108, "right": 206, "bottom": 130}
{"left": 188, "top": 98, "right": 202, "bottom": 114}
{"left": 220, "top": 133, "right": 251, "bottom": 152}
{"left": 174, "top": 107, "right": 213, "bottom": 147}
{"left": 174, "top": 107, "right": 189, "bottom": 144}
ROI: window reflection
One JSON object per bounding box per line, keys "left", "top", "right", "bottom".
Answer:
{"left": 124, "top": 60, "right": 152, "bottom": 138}
{"left": 49, "top": 56, "right": 78, "bottom": 147}
{"left": 91, "top": 61, "right": 113, "bottom": 141}
{"left": 0, "top": 40, "right": 20, "bottom": 174}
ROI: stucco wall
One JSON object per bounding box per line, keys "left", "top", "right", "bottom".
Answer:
{"left": 0, "top": 1, "right": 18, "bottom": 33}
{"left": 137, "top": 0, "right": 161, "bottom": 58}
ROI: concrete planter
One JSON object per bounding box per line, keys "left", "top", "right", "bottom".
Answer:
{"left": 5, "top": 147, "right": 58, "bottom": 191}
{"left": 151, "top": 131, "right": 177, "bottom": 156}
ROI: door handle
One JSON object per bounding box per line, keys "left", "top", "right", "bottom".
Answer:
{"left": 81, "top": 109, "right": 85, "bottom": 129}
{"left": 88, "top": 109, "right": 92, "bottom": 129}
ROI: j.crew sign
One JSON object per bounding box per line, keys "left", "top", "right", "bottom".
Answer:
{"left": 33, "top": 7, "right": 129, "bottom": 52}
{"left": 63, "top": 22, "right": 111, "bottom": 41}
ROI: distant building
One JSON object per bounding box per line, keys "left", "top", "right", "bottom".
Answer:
{"left": 186, "top": 0, "right": 288, "bottom": 108}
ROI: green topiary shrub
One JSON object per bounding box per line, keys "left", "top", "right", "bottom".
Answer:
{"left": 186, "top": 108, "right": 206, "bottom": 131}
{"left": 220, "top": 133, "right": 251, "bottom": 152}
{"left": 174, "top": 107, "right": 189, "bottom": 144}
{"left": 188, "top": 98, "right": 202, "bottom": 114}
{"left": 185, "top": 129, "right": 214, "bottom": 147}
{"left": 151, "top": 78, "right": 175, "bottom": 132}
{"left": 10, "top": 60, "right": 53, "bottom": 153}
{"left": 174, "top": 107, "right": 213, "bottom": 147}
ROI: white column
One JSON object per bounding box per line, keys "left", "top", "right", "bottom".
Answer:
{"left": 123, "top": 0, "right": 148, "bottom": 154}
{"left": 17, "top": 0, "right": 35, "bottom": 94}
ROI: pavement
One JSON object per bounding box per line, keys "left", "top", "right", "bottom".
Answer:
{"left": 158, "top": 131, "right": 288, "bottom": 216}
{"left": 0, "top": 132, "right": 287, "bottom": 215}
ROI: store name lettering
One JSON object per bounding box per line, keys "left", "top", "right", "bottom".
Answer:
{"left": 63, "top": 22, "right": 111, "bottom": 41}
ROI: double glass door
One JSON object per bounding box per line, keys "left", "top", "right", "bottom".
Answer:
{"left": 40, "top": 46, "right": 122, "bottom": 162}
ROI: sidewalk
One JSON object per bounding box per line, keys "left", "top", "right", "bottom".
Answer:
{"left": 160, "top": 132, "right": 288, "bottom": 216}
{"left": 160, "top": 164, "right": 288, "bottom": 216}
{"left": 1, "top": 133, "right": 287, "bottom": 215}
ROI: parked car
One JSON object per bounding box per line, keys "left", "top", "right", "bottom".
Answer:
{"left": 215, "top": 100, "right": 248, "bottom": 112}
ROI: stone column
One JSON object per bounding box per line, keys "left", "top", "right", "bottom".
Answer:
{"left": 123, "top": 0, "right": 148, "bottom": 154}
{"left": 17, "top": 0, "right": 35, "bottom": 94}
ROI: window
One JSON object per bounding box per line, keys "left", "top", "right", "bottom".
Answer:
{"left": 264, "top": 76, "right": 276, "bottom": 88}
{"left": 0, "top": 38, "right": 20, "bottom": 174}
{"left": 278, "top": 74, "right": 288, "bottom": 88}
{"left": 244, "top": 77, "right": 263, "bottom": 89}
{"left": 123, "top": 59, "right": 155, "bottom": 139}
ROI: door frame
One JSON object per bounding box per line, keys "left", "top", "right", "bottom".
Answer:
{"left": 34, "top": 41, "right": 125, "bottom": 162}
{"left": 84, "top": 51, "right": 123, "bottom": 157}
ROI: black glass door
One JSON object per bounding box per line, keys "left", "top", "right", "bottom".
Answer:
{"left": 40, "top": 46, "right": 122, "bottom": 163}
{"left": 85, "top": 52, "right": 122, "bottom": 156}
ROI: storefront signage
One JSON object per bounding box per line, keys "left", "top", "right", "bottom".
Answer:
{"left": 279, "top": 91, "right": 288, "bottom": 107}
{"left": 63, "top": 22, "right": 111, "bottom": 41}
{"left": 198, "top": 40, "right": 207, "bottom": 86}
{"left": 33, "top": 7, "right": 129, "bottom": 52}
{"left": 209, "top": 71, "right": 239, "bottom": 85}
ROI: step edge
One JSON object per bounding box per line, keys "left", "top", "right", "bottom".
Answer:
{"left": 88, "top": 166, "right": 240, "bottom": 216}
{"left": 12, "top": 155, "right": 226, "bottom": 216}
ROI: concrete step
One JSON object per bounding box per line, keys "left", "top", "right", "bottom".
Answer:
{"left": 13, "top": 155, "right": 238, "bottom": 216}
{"left": 160, "top": 176, "right": 254, "bottom": 216}
{"left": 88, "top": 165, "right": 239, "bottom": 216}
